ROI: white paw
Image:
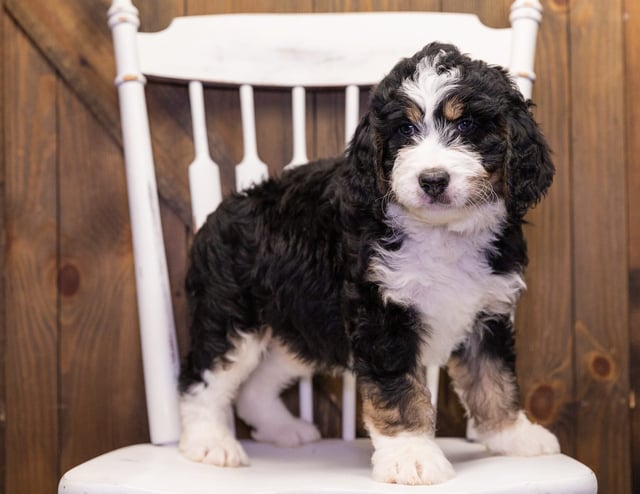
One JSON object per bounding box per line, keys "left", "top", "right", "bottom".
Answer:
{"left": 252, "top": 418, "right": 321, "bottom": 447}
{"left": 479, "top": 411, "right": 560, "bottom": 456}
{"left": 371, "top": 435, "right": 455, "bottom": 485}
{"left": 179, "top": 428, "right": 249, "bottom": 467}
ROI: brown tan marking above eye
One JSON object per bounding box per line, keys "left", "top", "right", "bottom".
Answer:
{"left": 443, "top": 95, "right": 464, "bottom": 121}
{"left": 405, "top": 102, "right": 423, "bottom": 126}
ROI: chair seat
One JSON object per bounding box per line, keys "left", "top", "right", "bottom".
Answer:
{"left": 59, "top": 438, "right": 597, "bottom": 494}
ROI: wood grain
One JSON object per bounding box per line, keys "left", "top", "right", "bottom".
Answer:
{"left": 187, "top": 0, "right": 312, "bottom": 14}
{"left": 2, "top": 0, "right": 638, "bottom": 490}
{"left": 0, "top": 4, "right": 6, "bottom": 490}
{"left": 570, "top": 0, "right": 631, "bottom": 492}
{"left": 4, "top": 0, "right": 118, "bottom": 133}
{"left": 624, "top": 0, "right": 640, "bottom": 491}
{"left": 159, "top": 198, "right": 191, "bottom": 359}
{"left": 57, "top": 80, "right": 149, "bottom": 473}
{"left": 442, "top": 0, "right": 509, "bottom": 27}
{"left": 5, "top": 0, "right": 196, "bottom": 226}
{"left": 4, "top": 16, "right": 59, "bottom": 494}
{"left": 514, "top": 0, "right": 575, "bottom": 454}
{"left": 315, "top": 0, "right": 440, "bottom": 12}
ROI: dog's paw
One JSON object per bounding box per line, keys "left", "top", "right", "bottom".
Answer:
{"left": 180, "top": 430, "right": 249, "bottom": 467}
{"left": 371, "top": 435, "right": 455, "bottom": 485}
{"left": 479, "top": 411, "right": 560, "bottom": 456}
{"left": 252, "top": 418, "right": 321, "bottom": 447}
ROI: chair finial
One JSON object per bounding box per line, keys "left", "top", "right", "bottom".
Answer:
{"left": 510, "top": 0, "right": 543, "bottom": 24}
{"left": 108, "top": 0, "right": 140, "bottom": 29}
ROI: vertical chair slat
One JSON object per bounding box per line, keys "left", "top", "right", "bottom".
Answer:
{"left": 285, "top": 86, "right": 308, "bottom": 169}
{"left": 426, "top": 366, "right": 440, "bottom": 408}
{"left": 345, "top": 84, "right": 360, "bottom": 144}
{"left": 236, "top": 84, "right": 269, "bottom": 191}
{"left": 342, "top": 372, "right": 357, "bottom": 440}
{"left": 188, "top": 81, "right": 222, "bottom": 231}
{"left": 299, "top": 377, "right": 314, "bottom": 423}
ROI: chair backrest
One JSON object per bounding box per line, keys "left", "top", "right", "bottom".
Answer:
{"left": 108, "top": 0, "right": 543, "bottom": 446}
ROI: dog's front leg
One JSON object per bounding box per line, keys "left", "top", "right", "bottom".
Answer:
{"left": 360, "top": 373, "right": 455, "bottom": 485}
{"left": 447, "top": 314, "right": 560, "bottom": 456}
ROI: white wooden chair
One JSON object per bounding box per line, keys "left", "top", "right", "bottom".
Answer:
{"left": 59, "top": 1, "right": 597, "bottom": 493}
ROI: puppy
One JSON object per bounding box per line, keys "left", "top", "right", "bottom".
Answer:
{"left": 178, "top": 42, "right": 560, "bottom": 485}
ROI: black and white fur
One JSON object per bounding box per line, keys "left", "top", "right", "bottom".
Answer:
{"left": 178, "top": 43, "right": 559, "bottom": 485}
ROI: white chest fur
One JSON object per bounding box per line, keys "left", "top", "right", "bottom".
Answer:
{"left": 368, "top": 207, "right": 525, "bottom": 366}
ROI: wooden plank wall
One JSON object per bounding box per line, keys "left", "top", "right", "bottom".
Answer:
{"left": 1, "top": 1, "right": 637, "bottom": 493}
{"left": 570, "top": 2, "right": 630, "bottom": 493}
{"left": 625, "top": 0, "right": 640, "bottom": 489}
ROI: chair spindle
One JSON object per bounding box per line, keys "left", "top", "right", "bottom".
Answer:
{"left": 344, "top": 84, "right": 359, "bottom": 144}
{"left": 236, "top": 84, "right": 269, "bottom": 191}
{"left": 188, "top": 81, "right": 222, "bottom": 231}
{"left": 299, "top": 377, "right": 314, "bottom": 423}
{"left": 285, "top": 86, "right": 309, "bottom": 169}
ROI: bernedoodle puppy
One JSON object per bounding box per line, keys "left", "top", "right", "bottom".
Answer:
{"left": 178, "top": 42, "right": 560, "bottom": 485}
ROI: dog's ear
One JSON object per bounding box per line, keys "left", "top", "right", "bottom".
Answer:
{"left": 505, "top": 103, "right": 555, "bottom": 218}
{"left": 346, "top": 113, "right": 386, "bottom": 198}
{"left": 348, "top": 113, "right": 378, "bottom": 169}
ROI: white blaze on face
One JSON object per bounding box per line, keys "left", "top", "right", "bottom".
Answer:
{"left": 392, "top": 52, "right": 494, "bottom": 226}
{"left": 401, "top": 52, "right": 460, "bottom": 126}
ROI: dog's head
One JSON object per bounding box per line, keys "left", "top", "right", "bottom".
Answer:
{"left": 349, "top": 42, "right": 554, "bottom": 226}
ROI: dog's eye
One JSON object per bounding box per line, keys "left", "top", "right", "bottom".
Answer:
{"left": 456, "top": 117, "right": 477, "bottom": 134}
{"left": 398, "top": 123, "right": 416, "bottom": 137}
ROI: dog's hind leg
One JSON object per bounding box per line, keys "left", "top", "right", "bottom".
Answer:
{"left": 179, "top": 331, "right": 269, "bottom": 467}
{"left": 236, "top": 339, "right": 321, "bottom": 447}
{"left": 447, "top": 314, "right": 560, "bottom": 456}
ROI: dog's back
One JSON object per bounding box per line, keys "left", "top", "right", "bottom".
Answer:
{"left": 180, "top": 157, "right": 350, "bottom": 392}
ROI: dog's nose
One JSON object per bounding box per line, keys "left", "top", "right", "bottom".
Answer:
{"left": 418, "top": 169, "right": 450, "bottom": 198}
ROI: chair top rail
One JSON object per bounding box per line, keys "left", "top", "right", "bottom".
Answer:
{"left": 137, "top": 12, "right": 512, "bottom": 87}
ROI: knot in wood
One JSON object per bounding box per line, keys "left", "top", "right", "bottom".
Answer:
{"left": 527, "top": 383, "right": 556, "bottom": 424}
{"left": 549, "top": 0, "right": 570, "bottom": 12}
{"left": 587, "top": 352, "right": 615, "bottom": 382}
{"left": 58, "top": 263, "right": 81, "bottom": 296}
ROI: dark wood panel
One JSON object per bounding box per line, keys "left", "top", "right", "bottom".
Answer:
{"left": 314, "top": 0, "right": 440, "bottom": 12}
{"left": 136, "top": 0, "right": 184, "bottom": 31}
{"left": 442, "top": 0, "right": 509, "bottom": 27}
{"left": 160, "top": 199, "right": 191, "bottom": 356}
{"left": 570, "top": 0, "right": 631, "bottom": 492}
{"left": 0, "top": 5, "right": 6, "bottom": 491}
{"left": 4, "top": 16, "right": 59, "bottom": 494}
{"left": 204, "top": 87, "right": 246, "bottom": 195}
{"left": 4, "top": 0, "right": 118, "bottom": 135}
{"left": 515, "top": 0, "right": 575, "bottom": 454}
{"left": 311, "top": 89, "right": 349, "bottom": 162}
{"left": 57, "top": 80, "right": 148, "bottom": 473}
{"left": 5, "top": 0, "right": 196, "bottom": 226}
{"left": 187, "top": 0, "right": 312, "bottom": 13}
{"left": 624, "top": 0, "right": 640, "bottom": 491}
